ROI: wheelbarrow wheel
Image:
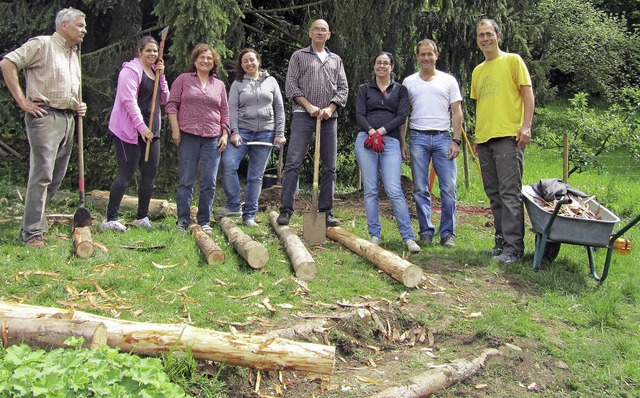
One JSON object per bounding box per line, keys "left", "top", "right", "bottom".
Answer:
{"left": 542, "top": 241, "right": 561, "bottom": 263}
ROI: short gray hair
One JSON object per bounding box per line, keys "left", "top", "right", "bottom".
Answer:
{"left": 55, "top": 8, "right": 86, "bottom": 30}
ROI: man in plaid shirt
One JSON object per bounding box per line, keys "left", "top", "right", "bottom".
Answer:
{"left": 277, "top": 19, "right": 349, "bottom": 227}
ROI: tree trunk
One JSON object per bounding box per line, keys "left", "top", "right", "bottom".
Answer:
{"left": 371, "top": 349, "right": 500, "bottom": 397}
{"left": 0, "top": 317, "right": 107, "bottom": 350}
{"left": 189, "top": 224, "right": 225, "bottom": 264}
{"left": 72, "top": 226, "right": 94, "bottom": 258}
{"left": 215, "top": 216, "right": 269, "bottom": 269}
{"left": 0, "top": 302, "right": 335, "bottom": 375}
{"left": 87, "top": 190, "right": 176, "bottom": 220}
{"left": 268, "top": 211, "right": 317, "bottom": 281}
{"left": 326, "top": 227, "right": 423, "bottom": 288}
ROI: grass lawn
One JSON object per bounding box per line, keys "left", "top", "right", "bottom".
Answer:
{"left": 0, "top": 144, "right": 638, "bottom": 397}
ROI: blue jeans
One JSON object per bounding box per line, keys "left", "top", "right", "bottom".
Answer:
{"left": 409, "top": 130, "right": 457, "bottom": 238}
{"left": 477, "top": 137, "right": 524, "bottom": 255}
{"left": 355, "top": 133, "right": 415, "bottom": 241}
{"left": 176, "top": 132, "right": 221, "bottom": 228}
{"left": 221, "top": 129, "right": 275, "bottom": 221}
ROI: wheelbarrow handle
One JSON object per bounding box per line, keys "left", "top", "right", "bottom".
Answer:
{"left": 599, "top": 214, "right": 640, "bottom": 283}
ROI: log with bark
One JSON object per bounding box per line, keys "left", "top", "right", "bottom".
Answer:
{"left": 326, "top": 227, "right": 423, "bottom": 288}
{"left": 267, "top": 211, "right": 317, "bottom": 281}
{"left": 0, "top": 317, "right": 107, "bottom": 350}
{"left": 0, "top": 302, "right": 335, "bottom": 375}
{"left": 87, "top": 190, "right": 176, "bottom": 220}
{"left": 189, "top": 224, "right": 225, "bottom": 264}
{"left": 215, "top": 216, "right": 269, "bottom": 269}
{"left": 371, "top": 348, "right": 500, "bottom": 397}
{"left": 72, "top": 226, "right": 94, "bottom": 258}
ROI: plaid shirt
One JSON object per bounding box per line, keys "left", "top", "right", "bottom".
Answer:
{"left": 285, "top": 46, "right": 348, "bottom": 116}
{"left": 4, "top": 32, "right": 81, "bottom": 110}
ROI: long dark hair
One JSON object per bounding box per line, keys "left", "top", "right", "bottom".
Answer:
{"left": 235, "top": 48, "right": 262, "bottom": 82}
{"left": 136, "top": 36, "right": 158, "bottom": 57}
{"left": 373, "top": 51, "right": 396, "bottom": 81}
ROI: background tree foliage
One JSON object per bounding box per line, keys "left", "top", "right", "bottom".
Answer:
{"left": 1, "top": 0, "right": 638, "bottom": 194}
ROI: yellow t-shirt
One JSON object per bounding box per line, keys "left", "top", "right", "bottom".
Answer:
{"left": 470, "top": 52, "right": 531, "bottom": 144}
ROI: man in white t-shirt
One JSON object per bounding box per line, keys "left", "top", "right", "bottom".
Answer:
{"left": 402, "top": 39, "right": 463, "bottom": 248}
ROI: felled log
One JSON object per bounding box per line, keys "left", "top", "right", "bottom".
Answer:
{"left": 215, "top": 216, "right": 268, "bottom": 269}
{"left": 268, "top": 211, "right": 317, "bottom": 281}
{"left": 72, "top": 226, "right": 94, "bottom": 258}
{"left": 87, "top": 190, "right": 176, "bottom": 220}
{"left": 0, "top": 302, "right": 335, "bottom": 375}
{"left": 327, "top": 227, "right": 423, "bottom": 288}
{"left": 189, "top": 224, "right": 224, "bottom": 264}
{"left": 0, "top": 317, "right": 107, "bottom": 350}
{"left": 371, "top": 348, "right": 500, "bottom": 397}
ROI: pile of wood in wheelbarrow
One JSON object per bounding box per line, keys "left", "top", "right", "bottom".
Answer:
{"left": 536, "top": 194, "right": 599, "bottom": 220}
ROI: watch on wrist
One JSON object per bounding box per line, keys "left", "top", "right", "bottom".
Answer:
{"left": 452, "top": 138, "right": 462, "bottom": 146}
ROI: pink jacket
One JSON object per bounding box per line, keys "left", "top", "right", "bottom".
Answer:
{"left": 108, "top": 57, "right": 169, "bottom": 144}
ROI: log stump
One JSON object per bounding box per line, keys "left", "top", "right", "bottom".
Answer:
{"left": 215, "top": 216, "right": 269, "bottom": 269}
{"left": 327, "top": 227, "right": 423, "bottom": 287}
{"left": 72, "top": 226, "right": 94, "bottom": 258}
{"left": 189, "top": 224, "right": 225, "bottom": 264}
{"left": 268, "top": 211, "right": 317, "bottom": 281}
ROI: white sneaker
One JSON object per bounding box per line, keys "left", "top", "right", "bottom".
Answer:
{"left": 370, "top": 236, "right": 381, "bottom": 245}
{"left": 134, "top": 217, "right": 152, "bottom": 229}
{"left": 101, "top": 219, "right": 127, "bottom": 232}
{"left": 201, "top": 224, "right": 213, "bottom": 234}
{"left": 405, "top": 239, "right": 420, "bottom": 253}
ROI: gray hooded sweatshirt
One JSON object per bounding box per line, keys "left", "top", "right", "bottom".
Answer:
{"left": 229, "top": 70, "right": 285, "bottom": 137}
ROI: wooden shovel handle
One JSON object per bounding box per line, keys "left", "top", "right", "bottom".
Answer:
{"left": 312, "top": 118, "right": 321, "bottom": 208}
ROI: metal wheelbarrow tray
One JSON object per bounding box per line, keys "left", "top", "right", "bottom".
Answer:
{"left": 522, "top": 185, "right": 639, "bottom": 282}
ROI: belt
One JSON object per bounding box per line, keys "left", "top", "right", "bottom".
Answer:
{"left": 41, "top": 105, "right": 75, "bottom": 116}
{"left": 413, "top": 129, "right": 449, "bottom": 135}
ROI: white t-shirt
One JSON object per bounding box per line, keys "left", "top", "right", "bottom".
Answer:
{"left": 403, "top": 71, "right": 462, "bottom": 131}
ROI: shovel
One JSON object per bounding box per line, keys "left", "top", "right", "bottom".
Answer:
{"left": 73, "top": 43, "right": 92, "bottom": 228}
{"left": 303, "top": 118, "right": 326, "bottom": 244}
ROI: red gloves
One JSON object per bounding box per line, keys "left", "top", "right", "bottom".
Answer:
{"left": 364, "top": 132, "right": 385, "bottom": 153}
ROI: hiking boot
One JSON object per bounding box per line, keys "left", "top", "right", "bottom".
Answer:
{"left": 25, "top": 235, "right": 44, "bottom": 247}
{"left": 370, "top": 236, "right": 381, "bottom": 245}
{"left": 492, "top": 251, "right": 522, "bottom": 264}
{"left": 419, "top": 234, "right": 433, "bottom": 245}
{"left": 200, "top": 224, "right": 213, "bottom": 234}
{"left": 482, "top": 247, "right": 503, "bottom": 256}
{"left": 326, "top": 213, "right": 341, "bottom": 227}
{"left": 276, "top": 211, "right": 291, "bottom": 225}
{"left": 243, "top": 219, "right": 259, "bottom": 228}
{"left": 134, "top": 217, "right": 152, "bottom": 229}
{"left": 405, "top": 239, "right": 421, "bottom": 253}
{"left": 214, "top": 208, "right": 242, "bottom": 218}
{"left": 440, "top": 235, "right": 455, "bottom": 248}
{"left": 101, "top": 219, "right": 127, "bottom": 232}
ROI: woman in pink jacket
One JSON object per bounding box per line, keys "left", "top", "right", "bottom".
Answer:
{"left": 102, "top": 36, "right": 169, "bottom": 231}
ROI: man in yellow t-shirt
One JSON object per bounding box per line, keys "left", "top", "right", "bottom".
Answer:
{"left": 471, "top": 18, "right": 535, "bottom": 264}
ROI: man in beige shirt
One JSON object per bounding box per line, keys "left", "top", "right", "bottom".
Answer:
{"left": 0, "top": 7, "right": 88, "bottom": 247}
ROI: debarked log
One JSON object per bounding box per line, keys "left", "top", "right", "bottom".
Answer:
{"left": 371, "top": 348, "right": 501, "bottom": 398}
{"left": 0, "top": 317, "right": 107, "bottom": 350}
{"left": 327, "top": 227, "right": 423, "bottom": 288}
{"left": 72, "top": 226, "right": 94, "bottom": 258}
{"left": 216, "top": 216, "right": 268, "bottom": 269}
{"left": 87, "top": 190, "right": 176, "bottom": 220}
{"left": 268, "top": 211, "right": 317, "bottom": 281}
{"left": 0, "top": 302, "right": 335, "bottom": 375}
{"left": 189, "top": 224, "right": 225, "bottom": 264}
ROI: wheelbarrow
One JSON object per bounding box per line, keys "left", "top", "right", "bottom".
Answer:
{"left": 522, "top": 185, "right": 640, "bottom": 283}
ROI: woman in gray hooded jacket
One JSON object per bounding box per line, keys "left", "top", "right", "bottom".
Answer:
{"left": 219, "top": 48, "right": 286, "bottom": 226}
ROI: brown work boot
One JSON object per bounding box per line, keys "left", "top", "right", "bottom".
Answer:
{"left": 25, "top": 235, "right": 44, "bottom": 247}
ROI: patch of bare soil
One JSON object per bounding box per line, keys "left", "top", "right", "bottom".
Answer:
{"left": 226, "top": 186, "right": 571, "bottom": 397}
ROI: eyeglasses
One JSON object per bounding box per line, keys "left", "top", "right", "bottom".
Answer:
{"left": 375, "top": 61, "right": 391, "bottom": 66}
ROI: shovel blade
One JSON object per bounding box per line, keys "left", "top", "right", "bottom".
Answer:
{"left": 73, "top": 207, "right": 92, "bottom": 228}
{"left": 303, "top": 211, "right": 326, "bottom": 245}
